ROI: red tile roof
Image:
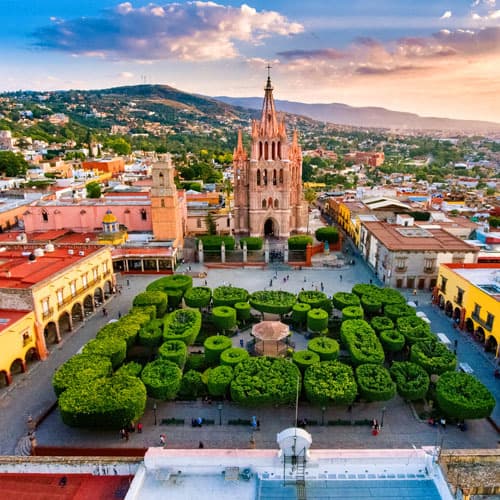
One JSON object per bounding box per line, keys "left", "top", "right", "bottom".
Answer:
{"left": 0, "top": 309, "right": 32, "bottom": 333}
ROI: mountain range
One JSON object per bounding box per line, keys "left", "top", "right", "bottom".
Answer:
{"left": 214, "top": 96, "right": 500, "bottom": 134}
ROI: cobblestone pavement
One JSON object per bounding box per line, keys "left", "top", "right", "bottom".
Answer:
{"left": 2, "top": 257, "right": 499, "bottom": 455}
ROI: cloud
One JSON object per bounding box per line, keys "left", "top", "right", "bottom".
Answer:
{"left": 33, "top": 1, "right": 303, "bottom": 62}
{"left": 277, "top": 48, "right": 344, "bottom": 60}
{"left": 118, "top": 71, "right": 134, "bottom": 79}
{"left": 440, "top": 10, "right": 452, "bottom": 19}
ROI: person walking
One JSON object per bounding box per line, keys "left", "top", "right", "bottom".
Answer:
{"left": 160, "top": 434, "right": 166, "bottom": 446}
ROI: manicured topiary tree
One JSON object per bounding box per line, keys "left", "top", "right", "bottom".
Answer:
{"left": 133, "top": 291, "right": 168, "bottom": 318}
{"left": 220, "top": 347, "right": 249, "bottom": 367}
{"left": 178, "top": 370, "right": 206, "bottom": 399}
{"left": 198, "top": 235, "right": 235, "bottom": 252}
{"left": 158, "top": 340, "right": 188, "bottom": 368}
{"left": 332, "top": 292, "right": 360, "bottom": 310}
{"left": 293, "top": 350, "right": 321, "bottom": 372}
{"left": 379, "top": 329, "right": 406, "bottom": 352}
{"left": 298, "top": 290, "right": 331, "bottom": 313}
{"left": 340, "top": 319, "right": 385, "bottom": 365}
{"left": 211, "top": 305, "right": 237, "bottom": 334}
{"left": 356, "top": 364, "right": 396, "bottom": 402}
{"left": 141, "top": 359, "right": 182, "bottom": 400}
{"left": 147, "top": 274, "right": 193, "bottom": 294}
{"left": 291, "top": 302, "right": 311, "bottom": 327}
{"left": 396, "top": 316, "right": 433, "bottom": 345}
{"left": 58, "top": 374, "right": 147, "bottom": 429}
{"left": 184, "top": 287, "right": 212, "bottom": 309}
{"left": 213, "top": 286, "right": 249, "bottom": 307}
{"left": 304, "top": 361, "right": 357, "bottom": 406}
{"left": 234, "top": 302, "right": 251, "bottom": 323}
{"left": 163, "top": 308, "right": 202, "bottom": 345}
{"left": 385, "top": 303, "right": 417, "bottom": 321}
{"left": 115, "top": 361, "right": 143, "bottom": 378}
{"left": 83, "top": 337, "right": 127, "bottom": 369}
{"left": 165, "top": 289, "right": 184, "bottom": 309}
{"left": 390, "top": 361, "right": 430, "bottom": 401}
{"left": 230, "top": 357, "right": 301, "bottom": 406}
{"left": 342, "top": 306, "right": 364, "bottom": 320}
{"left": 378, "top": 288, "right": 406, "bottom": 306}
{"left": 204, "top": 335, "right": 232, "bottom": 365}
{"left": 288, "top": 235, "right": 313, "bottom": 250}
{"left": 249, "top": 290, "right": 296, "bottom": 316}
{"left": 240, "top": 237, "right": 263, "bottom": 250}
{"left": 360, "top": 295, "right": 382, "bottom": 315}
{"left": 307, "top": 308, "right": 329, "bottom": 334}
{"left": 410, "top": 339, "right": 456, "bottom": 375}
{"left": 53, "top": 354, "right": 112, "bottom": 397}
{"left": 436, "top": 371, "right": 495, "bottom": 420}
{"left": 96, "top": 318, "right": 142, "bottom": 348}
{"left": 351, "top": 284, "right": 380, "bottom": 298}
{"left": 370, "top": 316, "right": 394, "bottom": 334}
{"left": 307, "top": 336, "right": 339, "bottom": 361}
{"left": 138, "top": 318, "right": 164, "bottom": 347}
{"left": 315, "top": 226, "right": 339, "bottom": 244}
{"left": 207, "top": 365, "right": 234, "bottom": 397}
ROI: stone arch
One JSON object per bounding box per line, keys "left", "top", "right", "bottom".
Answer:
{"left": 453, "top": 307, "right": 461, "bottom": 322}
{"left": 485, "top": 335, "right": 498, "bottom": 355}
{"left": 264, "top": 218, "right": 278, "bottom": 237}
{"left": 445, "top": 300, "right": 453, "bottom": 317}
{"left": 475, "top": 326, "right": 485, "bottom": 343}
{"left": 71, "top": 302, "right": 83, "bottom": 326}
{"left": 58, "top": 311, "right": 72, "bottom": 336}
{"left": 257, "top": 170, "right": 261, "bottom": 186}
{"left": 25, "top": 347, "right": 39, "bottom": 367}
{"left": 10, "top": 358, "right": 25, "bottom": 376}
{"left": 262, "top": 199, "right": 267, "bottom": 209}
{"left": 83, "top": 295, "right": 94, "bottom": 316}
{"left": 44, "top": 321, "right": 59, "bottom": 345}
{"left": 438, "top": 294, "right": 445, "bottom": 309}
{"left": 465, "top": 317, "right": 474, "bottom": 333}
{"left": 104, "top": 280, "right": 113, "bottom": 300}
{"left": 274, "top": 199, "right": 279, "bottom": 209}
{"left": 94, "top": 287, "right": 104, "bottom": 306}
{"left": 0, "top": 370, "right": 9, "bottom": 388}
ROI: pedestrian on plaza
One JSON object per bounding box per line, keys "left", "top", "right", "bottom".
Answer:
{"left": 188, "top": 265, "right": 192, "bottom": 271}
{"left": 257, "top": 419, "right": 260, "bottom": 431}
{"left": 198, "top": 441, "right": 204, "bottom": 449}
{"left": 339, "top": 275, "right": 342, "bottom": 282}
{"left": 369, "top": 279, "right": 372, "bottom": 284}
{"left": 127, "top": 279, "right": 130, "bottom": 287}
{"left": 137, "top": 422, "right": 143, "bottom": 433}
{"left": 304, "top": 276, "right": 307, "bottom": 282}
{"left": 320, "top": 282, "right": 324, "bottom": 291}
{"left": 102, "top": 308, "right": 107, "bottom": 317}
{"left": 119, "top": 428, "right": 126, "bottom": 440}
{"left": 269, "top": 279, "right": 273, "bottom": 287}
{"left": 204, "top": 280, "right": 208, "bottom": 286}
{"left": 160, "top": 434, "right": 166, "bottom": 445}
{"left": 413, "top": 289, "right": 417, "bottom": 296}
{"left": 124, "top": 429, "right": 129, "bottom": 441}
{"left": 118, "top": 311, "right": 122, "bottom": 319}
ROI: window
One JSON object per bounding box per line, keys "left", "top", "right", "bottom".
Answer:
{"left": 70, "top": 280, "right": 77, "bottom": 297}
{"left": 256, "top": 170, "right": 261, "bottom": 186}
{"left": 473, "top": 303, "right": 481, "bottom": 317}
{"left": 93, "top": 267, "right": 98, "bottom": 280}
{"left": 262, "top": 199, "right": 267, "bottom": 209}
{"left": 395, "top": 257, "right": 407, "bottom": 270}
{"left": 440, "top": 277, "right": 447, "bottom": 294}
{"left": 141, "top": 209, "right": 147, "bottom": 221}
{"left": 273, "top": 169, "right": 277, "bottom": 185}
{"left": 455, "top": 287, "right": 464, "bottom": 305}
{"left": 57, "top": 289, "right": 64, "bottom": 306}
{"left": 82, "top": 274, "right": 88, "bottom": 289}
{"left": 197, "top": 219, "right": 202, "bottom": 228}
{"left": 227, "top": 217, "right": 231, "bottom": 228}
{"left": 274, "top": 199, "right": 279, "bottom": 209}
{"left": 486, "top": 313, "right": 494, "bottom": 329}
{"left": 42, "top": 210, "right": 48, "bottom": 222}
{"left": 424, "top": 258, "right": 435, "bottom": 272}
{"left": 103, "top": 261, "right": 108, "bottom": 274}
{"left": 161, "top": 199, "right": 165, "bottom": 208}
{"left": 263, "top": 170, "right": 268, "bottom": 186}
{"left": 41, "top": 298, "right": 50, "bottom": 314}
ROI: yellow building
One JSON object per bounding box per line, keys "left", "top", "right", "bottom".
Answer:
{"left": 98, "top": 209, "right": 128, "bottom": 245}
{"left": 434, "top": 263, "right": 500, "bottom": 357}
{"left": 0, "top": 310, "right": 37, "bottom": 387}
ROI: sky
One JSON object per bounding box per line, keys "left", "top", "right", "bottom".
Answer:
{"left": 1, "top": 0, "right": 499, "bottom": 122}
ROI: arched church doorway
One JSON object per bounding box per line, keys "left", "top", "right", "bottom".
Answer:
{"left": 264, "top": 219, "right": 275, "bottom": 237}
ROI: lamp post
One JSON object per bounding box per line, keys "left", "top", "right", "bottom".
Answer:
{"left": 217, "top": 403, "right": 223, "bottom": 426}
{"left": 153, "top": 402, "right": 157, "bottom": 426}
{"left": 381, "top": 407, "right": 386, "bottom": 428}
{"left": 321, "top": 406, "right": 326, "bottom": 426}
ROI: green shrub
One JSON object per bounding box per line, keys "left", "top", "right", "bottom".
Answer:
{"left": 288, "top": 235, "right": 313, "bottom": 250}
{"left": 340, "top": 319, "right": 385, "bottom": 365}
{"left": 163, "top": 308, "right": 202, "bottom": 345}
{"left": 379, "top": 329, "right": 405, "bottom": 352}
{"left": 396, "top": 316, "right": 433, "bottom": 344}
{"left": 230, "top": 357, "right": 301, "bottom": 406}
{"left": 360, "top": 295, "right": 382, "bottom": 314}
{"left": 342, "top": 306, "right": 364, "bottom": 320}
{"left": 307, "top": 308, "right": 329, "bottom": 333}
{"left": 115, "top": 361, "right": 143, "bottom": 378}
{"left": 249, "top": 290, "right": 296, "bottom": 315}
{"left": 96, "top": 319, "right": 141, "bottom": 348}
{"left": 240, "top": 236, "right": 263, "bottom": 250}
{"left": 141, "top": 359, "right": 182, "bottom": 400}
{"left": 370, "top": 316, "right": 394, "bottom": 333}
{"left": 198, "top": 235, "right": 235, "bottom": 251}
{"left": 138, "top": 319, "right": 164, "bottom": 347}
{"left": 213, "top": 286, "right": 249, "bottom": 307}
{"left": 165, "top": 289, "right": 184, "bottom": 308}
{"left": 410, "top": 339, "right": 456, "bottom": 375}
{"left": 207, "top": 365, "right": 234, "bottom": 397}
{"left": 332, "top": 292, "right": 360, "bottom": 310}
{"left": 378, "top": 288, "right": 406, "bottom": 306}
{"left": 53, "top": 354, "right": 112, "bottom": 397}
{"left": 291, "top": 302, "right": 311, "bottom": 325}
{"left": 315, "top": 227, "right": 339, "bottom": 244}
{"left": 59, "top": 374, "right": 147, "bottom": 429}
{"left": 298, "top": 290, "right": 330, "bottom": 312}
{"left": 390, "top": 362, "right": 430, "bottom": 401}
{"left": 184, "top": 287, "right": 212, "bottom": 309}
{"left": 304, "top": 361, "right": 357, "bottom": 406}
{"left": 308, "top": 336, "right": 340, "bottom": 361}
{"left": 133, "top": 291, "right": 168, "bottom": 318}
{"left": 436, "top": 371, "right": 495, "bottom": 420}
{"left": 204, "top": 335, "right": 232, "bottom": 365}
{"left": 83, "top": 337, "right": 127, "bottom": 369}
{"left": 234, "top": 302, "right": 251, "bottom": 322}
{"left": 147, "top": 274, "right": 193, "bottom": 293}
{"left": 351, "top": 284, "right": 380, "bottom": 298}
{"left": 178, "top": 369, "right": 206, "bottom": 399}
{"left": 356, "top": 364, "right": 396, "bottom": 401}
{"left": 185, "top": 353, "right": 207, "bottom": 372}
{"left": 385, "top": 303, "right": 417, "bottom": 321}
{"left": 220, "top": 347, "right": 249, "bottom": 367}
{"left": 293, "top": 350, "right": 321, "bottom": 372}
{"left": 212, "top": 306, "right": 237, "bottom": 333}
{"left": 158, "top": 340, "right": 188, "bottom": 368}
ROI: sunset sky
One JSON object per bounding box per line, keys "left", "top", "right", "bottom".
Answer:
{"left": 1, "top": 0, "right": 499, "bottom": 122}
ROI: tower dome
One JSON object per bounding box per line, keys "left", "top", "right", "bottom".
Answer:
{"left": 102, "top": 209, "right": 117, "bottom": 224}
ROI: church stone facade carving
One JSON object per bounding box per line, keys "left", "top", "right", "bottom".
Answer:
{"left": 232, "top": 75, "right": 308, "bottom": 238}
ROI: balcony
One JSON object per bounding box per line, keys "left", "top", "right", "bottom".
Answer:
{"left": 423, "top": 267, "right": 436, "bottom": 274}
{"left": 471, "top": 312, "right": 493, "bottom": 332}
{"left": 42, "top": 308, "right": 54, "bottom": 319}
{"left": 395, "top": 266, "right": 407, "bottom": 273}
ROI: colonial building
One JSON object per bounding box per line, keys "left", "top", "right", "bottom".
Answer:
{"left": 232, "top": 75, "right": 308, "bottom": 238}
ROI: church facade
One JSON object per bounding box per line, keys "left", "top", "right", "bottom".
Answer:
{"left": 232, "top": 75, "right": 308, "bottom": 238}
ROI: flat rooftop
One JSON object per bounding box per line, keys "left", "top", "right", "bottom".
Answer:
{"left": 445, "top": 263, "right": 500, "bottom": 301}
{"left": 0, "top": 309, "right": 32, "bottom": 333}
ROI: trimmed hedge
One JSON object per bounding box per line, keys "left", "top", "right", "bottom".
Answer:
{"left": 213, "top": 286, "right": 249, "bottom": 307}
{"left": 207, "top": 365, "right": 234, "bottom": 397}
{"left": 204, "top": 335, "right": 232, "bottom": 365}
{"left": 315, "top": 226, "right": 339, "bottom": 244}
{"left": 396, "top": 316, "right": 433, "bottom": 345}
{"left": 82, "top": 337, "right": 127, "bottom": 369}
{"left": 184, "top": 287, "right": 212, "bottom": 309}
{"left": 436, "top": 371, "right": 495, "bottom": 420}
{"left": 390, "top": 361, "right": 430, "bottom": 401}
{"left": 133, "top": 291, "right": 168, "bottom": 318}
{"left": 307, "top": 308, "right": 329, "bottom": 333}
{"left": 138, "top": 318, "right": 164, "bottom": 347}
{"left": 385, "top": 303, "right": 417, "bottom": 321}
{"left": 356, "top": 364, "right": 396, "bottom": 402}
{"left": 96, "top": 319, "right": 141, "bottom": 348}
{"left": 340, "top": 319, "right": 385, "bottom": 365}
{"left": 220, "top": 347, "right": 249, "bottom": 367}
{"left": 298, "top": 290, "right": 331, "bottom": 312}
{"left": 165, "top": 289, "right": 184, "bottom": 309}
{"left": 178, "top": 370, "right": 206, "bottom": 399}
{"left": 198, "top": 235, "right": 235, "bottom": 251}
{"left": 370, "top": 316, "right": 394, "bottom": 333}
{"left": 115, "top": 361, "right": 143, "bottom": 378}
{"left": 332, "top": 292, "right": 360, "bottom": 310}
{"left": 158, "top": 340, "right": 188, "bottom": 368}
{"left": 410, "top": 339, "right": 456, "bottom": 375}
{"left": 141, "top": 359, "right": 182, "bottom": 400}
{"left": 53, "top": 354, "right": 112, "bottom": 397}
{"left": 147, "top": 274, "right": 193, "bottom": 293}
{"left": 59, "top": 374, "right": 147, "bottom": 429}
{"left": 378, "top": 288, "right": 406, "bottom": 306}
{"left": 212, "top": 306, "right": 237, "bottom": 333}
{"left": 352, "top": 284, "right": 380, "bottom": 298}
{"left": 291, "top": 302, "right": 311, "bottom": 326}
{"left": 234, "top": 302, "right": 251, "bottom": 322}
{"left": 304, "top": 361, "right": 357, "bottom": 406}
{"left": 360, "top": 295, "right": 382, "bottom": 314}
{"left": 240, "top": 236, "right": 263, "bottom": 250}
{"left": 308, "top": 336, "right": 340, "bottom": 361}
{"left": 230, "top": 357, "right": 301, "bottom": 406}
{"left": 379, "top": 329, "right": 406, "bottom": 352}
{"left": 293, "top": 350, "right": 321, "bottom": 372}
{"left": 185, "top": 353, "right": 207, "bottom": 372}
{"left": 288, "top": 235, "right": 313, "bottom": 250}
{"left": 249, "top": 290, "right": 296, "bottom": 315}
{"left": 163, "top": 308, "right": 202, "bottom": 345}
{"left": 342, "top": 306, "right": 364, "bottom": 320}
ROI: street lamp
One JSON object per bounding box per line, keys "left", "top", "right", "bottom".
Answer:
{"left": 153, "top": 402, "right": 157, "bottom": 426}
{"left": 381, "top": 407, "right": 386, "bottom": 428}
{"left": 321, "top": 406, "right": 326, "bottom": 426}
{"left": 217, "top": 403, "right": 223, "bottom": 426}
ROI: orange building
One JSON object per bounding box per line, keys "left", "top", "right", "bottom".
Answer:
{"left": 82, "top": 157, "right": 125, "bottom": 175}
{"left": 344, "top": 152, "right": 385, "bottom": 167}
